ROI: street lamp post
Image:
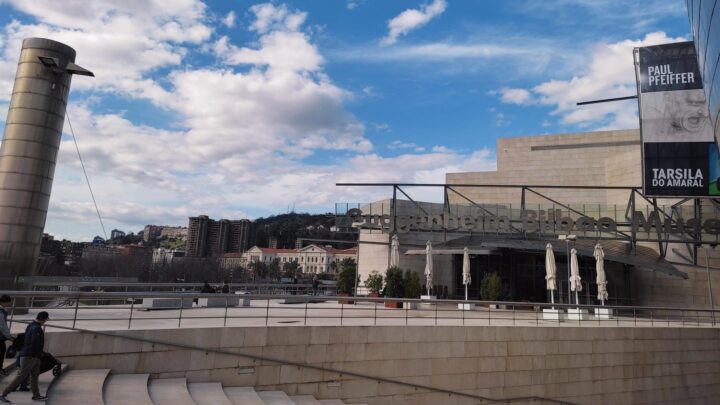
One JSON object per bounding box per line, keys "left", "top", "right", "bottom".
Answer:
{"left": 705, "top": 245, "right": 716, "bottom": 325}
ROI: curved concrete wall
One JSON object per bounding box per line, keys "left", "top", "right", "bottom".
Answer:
{"left": 45, "top": 325, "right": 720, "bottom": 405}
{"left": 0, "top": 38, "right": 76, "bottom": 285}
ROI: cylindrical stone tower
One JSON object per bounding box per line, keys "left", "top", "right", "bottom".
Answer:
{"left": 0, "top": 38, "right": 90, "bottom": 288}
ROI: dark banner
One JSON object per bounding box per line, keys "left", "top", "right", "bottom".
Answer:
{"left": 636, "top": 41, "right": 719, "bottom": 196}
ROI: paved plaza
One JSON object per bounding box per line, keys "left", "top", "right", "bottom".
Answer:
{"left": 6, "top": 299, "right": 717, "bottom": 333}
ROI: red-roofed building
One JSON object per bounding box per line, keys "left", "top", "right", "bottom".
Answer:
{"left": 226, "top": 244, "right": 358, "bottom": 274}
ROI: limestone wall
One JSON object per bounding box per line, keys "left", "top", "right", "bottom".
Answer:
{"left": 447, "top": 129, "right": 641, "bottom": 205}
{"left": 46, "top": 325, "right": 720, "bottom": 405}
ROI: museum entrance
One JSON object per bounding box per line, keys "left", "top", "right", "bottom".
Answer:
{"left": 451, "top": 248, "right": 633, "bottom": 305}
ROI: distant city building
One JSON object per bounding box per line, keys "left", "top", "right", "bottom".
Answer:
{"left": 110, "top": 229, "right": 126, "bottom": 241}
{"left": 186, "top": 215, "right": 254, "bottom": 257}
{"left": 152, "top": 248, "right": 185, "bottom": 268}
{"left": 268, "top": 237, "right": 278, "bottom": 249}
{"left": 159, "top": 226, "right": 187, "bottom": 239}
{"left": 142, "top": 225, "right": 162, "bottom": 241}
{"left": 82, "top": 244, "right": 152, "bottom": 276}
{"left": 142, "top": 225, "right": 188, "bottom": 241}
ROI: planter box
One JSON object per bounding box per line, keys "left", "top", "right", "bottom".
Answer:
{"left": 567, "top": 308, "right": 589, "bottom": 320}
{"left": 458, "top": 303, "right": 475, "bottom": 311}
{"left": 596, "top": 307, "right": 613, "bottom": 319}
{"left": 197, "top": 297, "right": 240, "bottom": 308}
{"left": 368, "top": 292, "right": 380, "bottom": 298}
{"left": 384, "top": 301, "right": 403, "bottom": 309}
{"left": 142, "top": 298, "right": 192, "bottom": 310}
{"left": 542, "top": 308, "right": 565, "bottom": 321}
{"left": 405, "top": 302, "right": 419, "bottom": 310}
{"left": 234, "top": 291, "right": 251, "bottom": 307}
{"left": 337, "top": 293, "right": 354, "bottom": 305}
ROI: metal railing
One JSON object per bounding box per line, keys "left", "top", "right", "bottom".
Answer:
{"left": 30, "top": 282, "right": 336, "bottom": 295}
{"left": 1, "top": 291, "right": 718, "bottom": 331}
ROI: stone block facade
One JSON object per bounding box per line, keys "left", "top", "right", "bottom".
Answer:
{"left": 46, "top": 325, "right": 720, "bottom": 404}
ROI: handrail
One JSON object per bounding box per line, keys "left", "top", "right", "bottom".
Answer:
{"left": 24, "top": 320, "right": 576, "bottom": 405}
{"left": 2, "top": 290, "right": 720, "bottom": 314}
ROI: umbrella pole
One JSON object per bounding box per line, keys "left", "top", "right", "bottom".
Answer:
{"left": 575, "top": 290, "right": 579, "bottom": 307}
{"left": 465, "top": 284, "right": 468, "bottom": 301}
{"left": 550, "top": 290, "right": 554, "bottom": 307}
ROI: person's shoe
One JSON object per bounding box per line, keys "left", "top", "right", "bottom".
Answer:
{"left": 31, "top": 395, "right": 46, "bottom": 402}
{"left": 0, "top": 396, "right": 10, "bottom": 403}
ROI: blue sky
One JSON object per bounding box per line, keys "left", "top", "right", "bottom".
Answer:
{"left": 0, "top": 0, "right": 691, "bottom": 240}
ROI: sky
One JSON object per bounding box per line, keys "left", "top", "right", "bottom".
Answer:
{"left": 0, "top": 0, "right": 692, "bottom": 241}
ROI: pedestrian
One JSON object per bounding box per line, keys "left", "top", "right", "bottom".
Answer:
{"left": 221, "top": 281, "right": 230, "bottom": 294}
{"left": 200, "top": 280, "right": 215, "bottom": 294}
{"left": 312, "top": 276, "right": 320, "bottom": 296}
{"left": 0, "top": 296, "right": 16, "bottom": 376}
{"left": 0, "top": 311, "right": 50, "bottom": 402}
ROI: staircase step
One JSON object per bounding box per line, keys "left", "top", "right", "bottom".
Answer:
{"left": 290, "top": 395, "right": 322, "bottom": 405}
{"left": 188, "top": 382, "right": 234, "bottom": 405}
{"left": 318, "top": 401, "right": 346, "bottom": 405}
{"left": 103, "top": 373, "right": 153, "bottom": 405}
{"left": 148, "top": 378, "right": 196, "bottom": 405}
{"left": 47, "top": 368, "right": 110, "bottom": 405}
{"left": 223, "top": 387, "right": 265, "bottom": 405}
{"left": 257, "top": 390, "right": 297, "bottom": 405}
{"left": 0, "top": 364, "right": 67, "bottom": 405}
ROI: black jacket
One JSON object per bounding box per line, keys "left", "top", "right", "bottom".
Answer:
{"left": 19, "top": 321, "right": 44, "bottom": 358}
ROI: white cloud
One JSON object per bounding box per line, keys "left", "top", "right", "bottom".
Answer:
{"left": 381, "top": 0, "right": 447, "bottom": 45}
{"left": 494, "top": 31, "right": 687, "bottom": 129}
{"left": 0, "top": 0, "right": 212, "bottom": 104}
{"left": 248, "top": 3, "right": 306, "bottom": 34}
{"left": 223, "top": 11, "right": 236, "bottom": 28}
{"left": 0, "top": 1, "right": 498, "bottom": 240}
{"left": 347, "top": 2, "right": 359, "bottom": 11}
{"left": 498, "top": 88, "right": 533, "bottom": 105}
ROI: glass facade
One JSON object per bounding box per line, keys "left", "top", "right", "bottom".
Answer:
{"left": 688, "top": 0, "right": 720, "bottom": 145}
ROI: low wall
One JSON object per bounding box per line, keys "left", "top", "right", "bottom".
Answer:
{"left": 45, "top": 325, "right": 720, "bottom": 404}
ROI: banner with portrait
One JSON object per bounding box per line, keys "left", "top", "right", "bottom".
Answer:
{"left": 636, "top": 41, "right": 719, "bottom": 196}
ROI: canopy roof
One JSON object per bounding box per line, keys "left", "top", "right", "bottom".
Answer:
{"left": 404, "top": 235, "right": 687, "bottom": 279}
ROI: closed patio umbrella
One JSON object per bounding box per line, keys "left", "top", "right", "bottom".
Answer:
{"left": 569, "top": 248, "right": 582, "bottom": 305}
{"left": 425, "top": 241, "right": 433, "bottom": 295}
{"left": 390, "top": 234, "right": 400, "bottom": 268}
{"left": 462, "top": 247, "right": 471, "bottom": 301}
{"left": 545, "top": 243, "right": 557, "bottom": 304}
{"left": 594, "top": 243, "right": 608, "bottom": 305}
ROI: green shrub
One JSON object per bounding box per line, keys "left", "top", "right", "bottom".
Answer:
{"left": 403, "top": 270, "right": 421, "bottom": 299}
{"left": 480, "top": 272, "right": 502, "bottom": 301}
{"left": 365, "top": 271, "right": 384, "bottom": 294}
{"left": 383, "top": 266, "right": 404, "bottom": 298}
{"left": 336, "top": 263, "right": 358, "bottom": 294}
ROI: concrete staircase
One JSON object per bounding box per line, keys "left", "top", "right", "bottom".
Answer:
{"left": 0, "top": 368, "right": 362, "bottom": 405}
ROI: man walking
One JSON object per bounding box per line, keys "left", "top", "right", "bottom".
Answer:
{"left": 0, "top": 312, "right": 49, "bottom": 402}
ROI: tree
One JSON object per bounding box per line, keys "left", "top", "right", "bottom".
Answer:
{"left": 283, "top": 261, "right": 301, "bottom": 278}
{"left": 383, "top": 267, "right": 404, "bottom": 298}
{"left": 336, "top": 264, "right": 358, "bottom": 295}
{"left": 403, "top": 270, "right": 421, "bottom": 299}
{"left": 365, "top": 271, "right": 383, "bottom": 295}
{"left": 268, "top": 259, "right": 281, "bottom": 281}
{"left": 480, "top": 272, "right": 502, "bottom": 301}
{"left": 338, "top": 257, "right": 356, "bottom": 274}
{"left": 248, "top": 261, "right": 269, "bottom": 280}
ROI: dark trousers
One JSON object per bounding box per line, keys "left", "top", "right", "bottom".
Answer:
{"left": 2, "top": 357, "right": 39, "bottom": 397}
